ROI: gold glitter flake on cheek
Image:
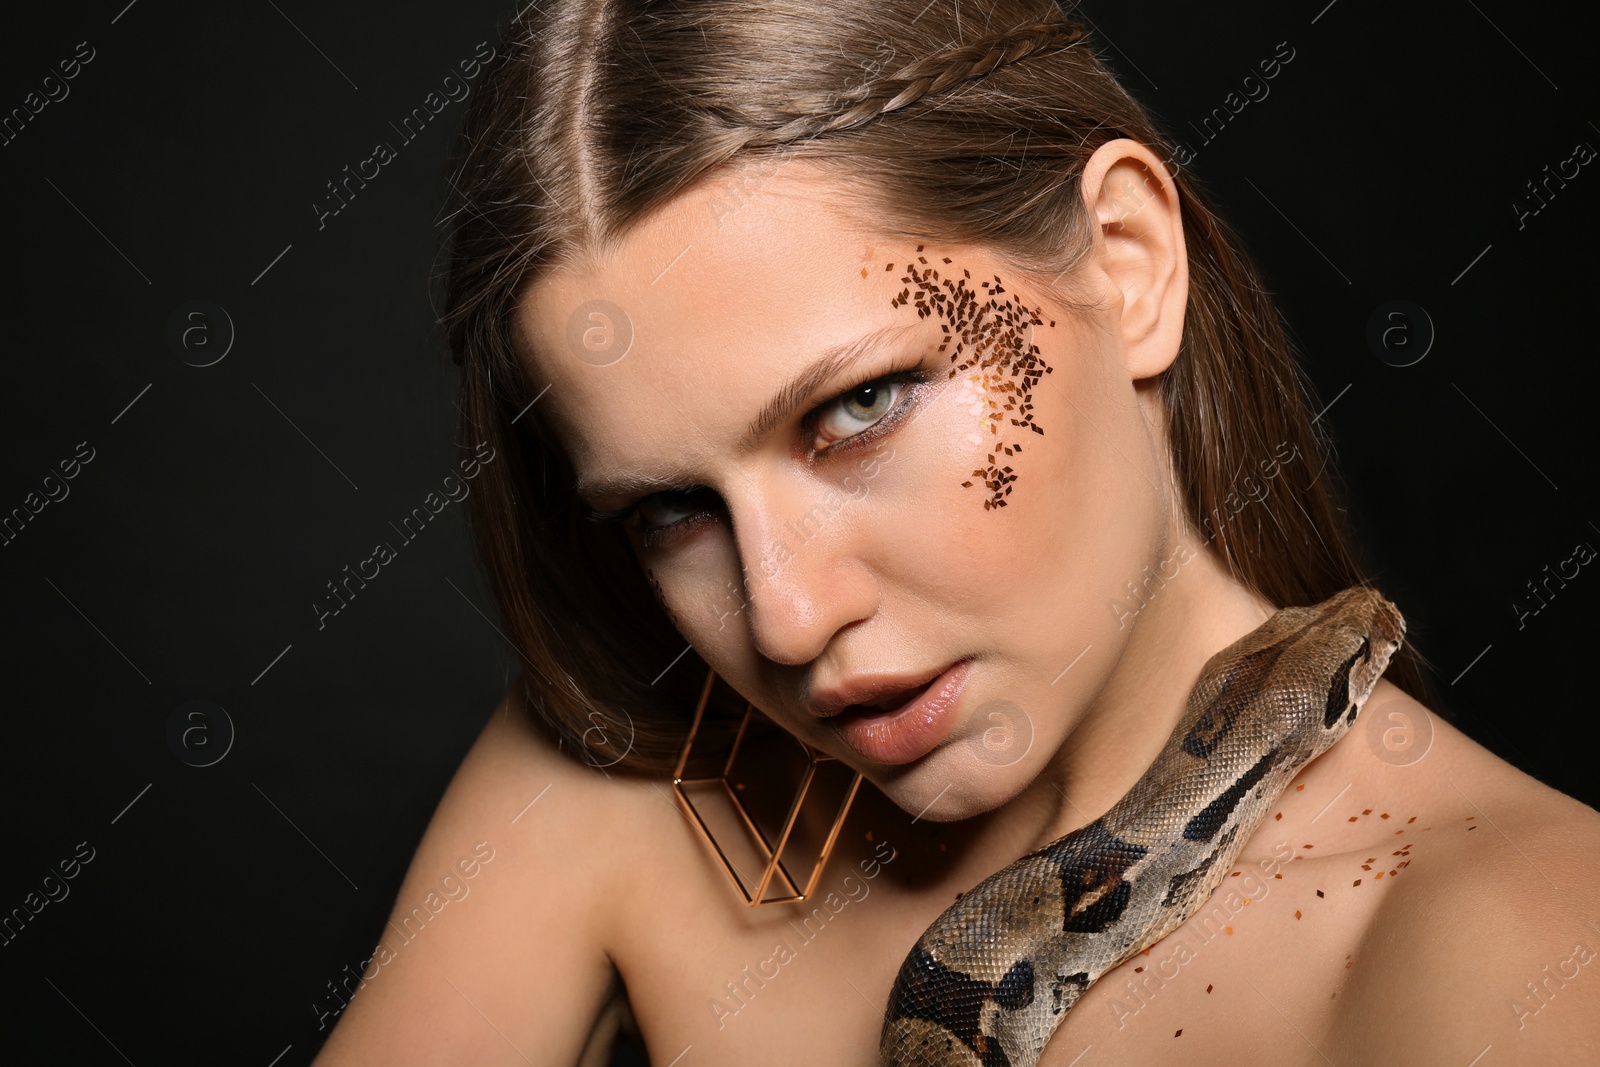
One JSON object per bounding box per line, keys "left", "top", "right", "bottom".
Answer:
{"left": 885, "top": 246, "right": 1055, "bottom": 509}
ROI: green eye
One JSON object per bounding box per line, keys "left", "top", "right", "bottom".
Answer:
{"left": 810, "top": 373, "right": 918, "bottom": 454}
{"left": 593, "top": 367, "right": 926, "bottom": 548}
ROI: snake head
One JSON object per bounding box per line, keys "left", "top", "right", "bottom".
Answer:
{"left": 1313, "top": 586, "right": 1406, "bottom": 735}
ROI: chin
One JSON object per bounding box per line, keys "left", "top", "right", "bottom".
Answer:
{"left": 874, "top": 747, "right": 1034, "bottom": 823}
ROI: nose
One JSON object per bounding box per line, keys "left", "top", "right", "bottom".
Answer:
{"left": 720, "top": 470, "right": 878, "bottom": 667}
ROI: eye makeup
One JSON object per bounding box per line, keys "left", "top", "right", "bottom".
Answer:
{"left": 582, "top": 248, "right": 1052, "bottom": 545}
{"left": 582, "top": 361, "right": 935, "bottom": 548}
{"left": 885, "top": 246, "right": 1055, "bottom": 509}
{"left": 807, "top": 368, "right": 927, "bottom": 454}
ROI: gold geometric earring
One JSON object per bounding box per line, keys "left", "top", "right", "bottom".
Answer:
{"left": 672, "top": 665, "right": 863, "bottom": 906}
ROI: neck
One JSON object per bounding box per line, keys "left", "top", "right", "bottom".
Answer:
{"left": 1011, "top": 535, "right": 1278, "bottom": 853}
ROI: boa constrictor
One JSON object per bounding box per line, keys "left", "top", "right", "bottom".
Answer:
{"left": 880, "top": 585, "right": 1405, "bottom": 1066}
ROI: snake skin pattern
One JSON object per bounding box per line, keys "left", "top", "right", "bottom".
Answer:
{"left": 880, "top": 586, "right": 1405, "bottom": 1066}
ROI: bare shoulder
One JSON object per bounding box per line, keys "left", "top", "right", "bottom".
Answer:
{"left": 1334, "top": 699, "right": 1600, "bottom": 1061}
{"left": 312, "top": 686, "right": 662, "bottom": 1066}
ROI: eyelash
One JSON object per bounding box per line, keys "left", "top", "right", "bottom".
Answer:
{"left": 584, "top": 367, "right": 929, "bottom": 548}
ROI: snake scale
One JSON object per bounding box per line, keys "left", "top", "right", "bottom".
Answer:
{"left": 880, "top": 585, "right": 1405, "bottom": 1066}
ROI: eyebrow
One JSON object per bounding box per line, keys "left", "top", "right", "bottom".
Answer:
{"left": 572, "top": 322, "right": 919, "bottom": 503}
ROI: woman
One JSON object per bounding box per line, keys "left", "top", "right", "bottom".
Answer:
{"left": 312, "top": 1, "right": 1600, "bottom": 1063}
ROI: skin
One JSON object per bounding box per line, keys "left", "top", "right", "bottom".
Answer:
{"left": 310, "top": 142, "right": 1600, "bottom": 1065}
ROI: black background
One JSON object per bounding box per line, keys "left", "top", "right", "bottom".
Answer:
{"left": 1, "top": 1, "right": 1594, "bottom": 1063}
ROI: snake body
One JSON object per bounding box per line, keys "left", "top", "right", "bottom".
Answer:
{"left": 880, "top": 586, "right": 1405, "bottom": 1066}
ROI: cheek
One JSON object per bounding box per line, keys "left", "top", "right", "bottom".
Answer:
{"left": 651, "top": 561, "right": 726, "bottom": 627}
{"left": 647, "top": 560, "right": 741, "bottom": 640}
{"left": 643, "top": 567, "right": 681, "bottom": 629}
{"left": 950, "top": 368, "right": 1001, "bottom": 448}
{"left": 1024, "top": 369, "right": 1166, "bottom": 610}
{"left": 869, "top": 337, "right": 1161, "bottom": 643}
{"left": 935, "top": 367, "right": 1020, "bottom": 485}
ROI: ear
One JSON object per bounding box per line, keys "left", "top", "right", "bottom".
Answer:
{"left": 1078, "top": 139, "right": 1188, "bottom": 381}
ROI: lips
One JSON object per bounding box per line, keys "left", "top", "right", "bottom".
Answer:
{"left": 809, "top": 663, "right": 951, "bottom": 720}
{"left": 827, "top": 658, "right": 975, "bottom": 765}
{"left": 841, "top": 681, "right": 934, "bottom": 716}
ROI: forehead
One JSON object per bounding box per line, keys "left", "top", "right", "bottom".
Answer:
{"left": 512, "top": 164, "right": 951, "bottom": 492}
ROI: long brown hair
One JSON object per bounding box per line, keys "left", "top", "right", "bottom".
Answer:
{"left": 436, "top": 0, "right": 1439, "bottom": 774}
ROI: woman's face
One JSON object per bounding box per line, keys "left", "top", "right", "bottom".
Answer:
{"left": 516, "top": 148, "right": 1188, "bottom": 821}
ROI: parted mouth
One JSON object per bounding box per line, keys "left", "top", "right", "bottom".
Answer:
{"left": 825, "top": 657, "right": 977, "bottom": 766}
{"left": 807, "top": 662, "right": 956, "bottom": 720}
{"left": 836, "top": 683, "right": 936, "bottom": 720}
